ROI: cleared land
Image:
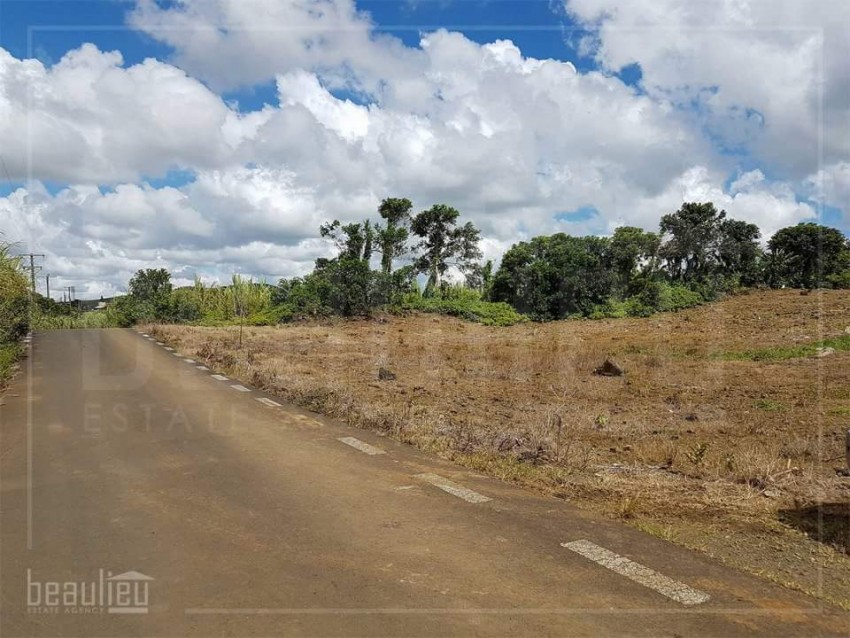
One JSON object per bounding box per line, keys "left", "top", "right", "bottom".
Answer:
{"left": 148, "top": 289, "right": 850, "bottom": 608}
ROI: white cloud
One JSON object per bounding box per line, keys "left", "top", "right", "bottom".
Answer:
{"left": 0, "top": 44, "right": 249, "bottom": 182}
{"left": 0, "top": 176, "right": 331, "bottom": 299}
{"left": 805, "top": 162, "right": 850, "bottom": 220}
{"left": 0, "top": 0, "right": 842, "bottom": 296}
{"left": 128, "top": 0, "right": 420, "bottom": 93}
{"left": 564, "top": 0, "right": 850, "bottom": 178}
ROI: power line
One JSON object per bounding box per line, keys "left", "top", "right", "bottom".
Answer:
{"left": 19, "top": 253, "right": 45, "bottom": 295}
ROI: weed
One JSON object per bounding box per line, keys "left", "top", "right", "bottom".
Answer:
{"left": 685, "top": 442, "right": 709, "bottom": 467}
{"left": 616, "top": 496, "right": 640, "bottom": 520}
{"left": 754, "top": 399, "right": 786, "bottom": 412}
{"left": 0, "top": 341, "right": 22, "bottom": 384}
{"left": 633, "top": 520, "right": 675, "bottom": 541}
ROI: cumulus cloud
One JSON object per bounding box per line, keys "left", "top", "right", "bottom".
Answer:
{"left": 564, "top": 0, "right": 850, "bottom": 178}
{"left": 0, "top": 44, "right": 251, "bottom": 182}
{"left": 805, "top": 162, "right": 850, "bottom": 220}
{"left": 0, "top": 176, "right": 331, "bottom": 298}
{"left": 128, "top": 0, "right": 420, "bottom": 93}
{"left": 0, "top": 0, "right": 841, "bottom": 296}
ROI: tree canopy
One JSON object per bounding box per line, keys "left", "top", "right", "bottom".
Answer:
{"left": 766, "top": 223, "right": 849, "bottom": 288}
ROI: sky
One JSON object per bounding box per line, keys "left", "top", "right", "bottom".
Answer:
{"left": 0, "top": 0, "right": 848, "bottom": 299}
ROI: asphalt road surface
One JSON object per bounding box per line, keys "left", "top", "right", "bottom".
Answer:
{"left": 1, "top": 329, "right": 847, "bottom": 637}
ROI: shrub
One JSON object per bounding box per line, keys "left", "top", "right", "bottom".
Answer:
{"left": 245, "top": 304, "right": 296, "bottom": 326}
{"left": 826, "top": 270, "right": 850, "bottom": 289}
{"left": 396, "top": 288, "right": 526, "bottom": 326}
{"left": 0, "top": 242, "right": 29, "bottom": 343}
{"left": 658, "top": 283, "right": 704, "bottom": 312}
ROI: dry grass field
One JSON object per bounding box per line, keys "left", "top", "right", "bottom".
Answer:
{"left": 147, "top": 289, "right": 850, "bottom": 608}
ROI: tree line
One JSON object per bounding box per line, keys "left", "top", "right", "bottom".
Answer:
{"left": 492, "top": 202, "right": 850, "bottom": 320}
{"left": 70, "top": 199, "right": 850, "bottom": 327}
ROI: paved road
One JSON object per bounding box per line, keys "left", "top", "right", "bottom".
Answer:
{"left": 1, "top": 329, "right": 847, "bottom": 637}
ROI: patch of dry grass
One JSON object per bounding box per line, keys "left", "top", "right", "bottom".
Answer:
{"left": 145, "top": 289, "right": 850, "bottom": 608}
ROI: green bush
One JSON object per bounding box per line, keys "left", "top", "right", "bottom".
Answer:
{"left": 245, "top": 304, "right": 296, "bottom": 326}
{"left": 0, "top": 243, "right": 29, "bottom": 344}
{"left": 826, "top": 270, "right": 850, "bottom": 289}
{"left": 623, "top": 297, "right": 656, "bottom": 317}
{"left": 396, "top": 288, "right": 526, "bottom": 326}
{"left": 0, "top": 341, "right": 21, "bottom": 381}
{"left": 33, "top": 311, "right": 120, "bottom": 330}
{"left": 658, "top": 283, "right": 704, "bottom": 312}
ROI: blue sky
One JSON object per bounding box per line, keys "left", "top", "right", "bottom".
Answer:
{"left": 0, "top": 0, "right": 604, "bottom": 111}
{"left": 0, "top": 0, "right": 846, "bottom": 297}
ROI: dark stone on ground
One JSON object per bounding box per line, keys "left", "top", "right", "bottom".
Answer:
{"left": 594, "top": 358, "right": 624, "bottom": 377}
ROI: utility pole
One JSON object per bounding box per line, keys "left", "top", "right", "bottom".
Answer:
{"left": 20, "top": 253, "right": 45, "bottom": 295}
{"left": 46, "top": 274, "right": 50, "bottom": 300}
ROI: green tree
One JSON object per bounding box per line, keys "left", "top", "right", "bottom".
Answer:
{"left": 129, "top": 268, "right": 172, "bottom": 302}
{"left": 314, "top": 219, "right": 378, "bottom": 315}
{"left": 320, "top": 220, "right": 375, "bottom": 262}
{"left": 717, "top": 219, "right": 762, "bottom": 286}
{"left": 491, "top": 234, "right": 615, "bottom": 320}
{"left": 610, "top": 226, "right": 660, "bottom": 293}
{"left": 128, "top": 268, "right": 172, "bottom": 320}
{"left": 659, "top": 202, "right": 726, "bottom": 283}
{"left": 376, "top": 198, "right": 412, "bottom": 274}
{"left": 322, "top": 257, "right": 372, "bottom": 317}
{"left": 411, "top": 204, "right": 482, "bottom": 294}
{"left": 465, "top": 260, "right": 494, "bottom": 297}
{"left": 766, "top": 223, "right": 849, "bottom": 288}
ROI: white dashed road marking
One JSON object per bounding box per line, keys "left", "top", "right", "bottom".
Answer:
{"left": 338, "top": 437, "right": 385, "bottom": 456}
{"left": 561, "top": 540, "right": 710, "bottom": 606}
{"left": 230, "top": 384, "right": 251, "bottom": 392}
{"left": 156, "top": 341, "right": 164, "bottom": 345}
{"left": 183, "top": 359, "right": 195, "bottom": 364}
{"left": 256, "top": 397, "right": 282, "bottom": 407}
{"left": 211, "top": 375, "right": 229, "bottom": 381}
{"left": 196, "top": 365, "right": 209, "bottom": 371}
{"left": 164, "top": 347, "right": 174, "bottom": 351}
{"left": 414, "top": 473, "right": 491, "bottom": 504}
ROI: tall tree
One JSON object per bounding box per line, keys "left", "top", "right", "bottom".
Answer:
{"left": 491, "top": 234, "right": 615, "bottom": 320}
{"left": 610, "top": 226, "right": 660, "bottom": 292}
{"left": 465, "top": 260, "right": 494, "bottom": 297}
{"left": 128, "top": 268, "right": 172, "bottom": 303}
{"left": 717, "top": 219, "right": 762, "bottom": 285}
{"left": 767, "top": 223, "right": 849, "bottom": 288}
{"left": 376, "top": 198, "right": 412, "bottom": 274}
{"left": 127, "top": 268, "right": 173, "bottom": 320}
{"left": 319, "top": 220, "right": 375, "bottom": 262}
{"left": 659, "top": 202, "right": 726, "bottom": 283}
{"left": 411, "top": 204, "right": 482, "bottom": 293}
